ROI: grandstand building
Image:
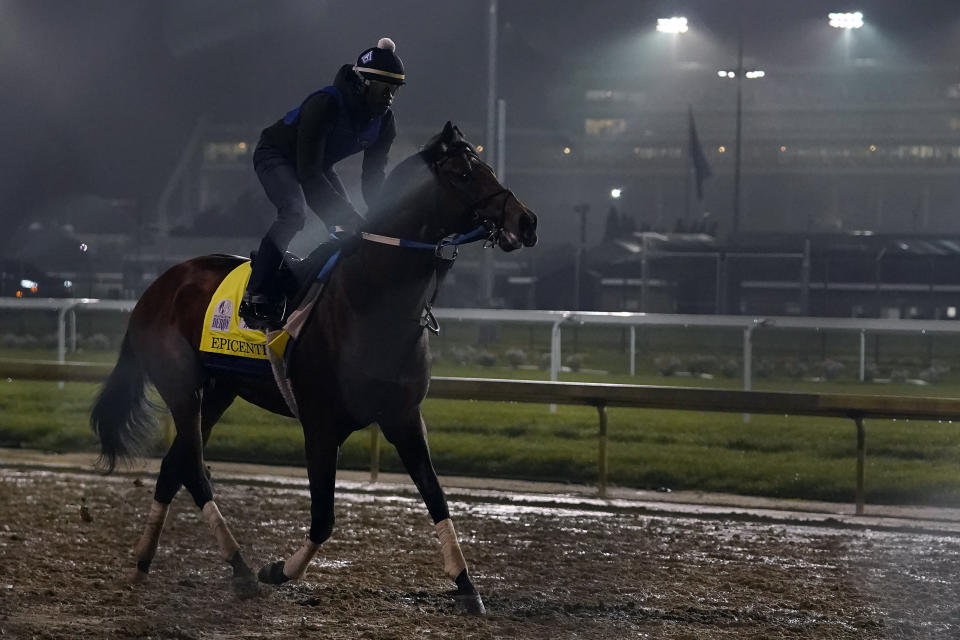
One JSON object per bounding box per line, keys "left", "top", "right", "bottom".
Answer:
{"left": 137, "top": 60, "right": 960, "bottom": 317}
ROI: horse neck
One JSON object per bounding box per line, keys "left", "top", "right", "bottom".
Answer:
{"left": 337, "top": 240, "right": 438, "bottom": 328}
{"left": 337, "top": 154, "right": 451, "bottom": 327}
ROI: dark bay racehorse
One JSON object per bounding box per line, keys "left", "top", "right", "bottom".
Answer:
{"left": 90, "top": 122, "right": 537, "bottom": 613}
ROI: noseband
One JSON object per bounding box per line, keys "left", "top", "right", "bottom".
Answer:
{"left": 430, "top": 147, "right": 516, "bottom": 250}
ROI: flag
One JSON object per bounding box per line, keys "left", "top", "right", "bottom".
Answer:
{"left": 688, "top": 106, "right": 712, "bottom": 200}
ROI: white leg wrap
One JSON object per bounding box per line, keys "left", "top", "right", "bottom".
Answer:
{"left": 284, "top": 539, "right": 321, "bottom": 580}
{"left": 202, "top": 501, "right": 240, "bottom": 561}
{"left": 435, "top": 518, "right": 468, "bottom": 580}
{"left": 133, "top": 500, "right": 169, "bottom": 564}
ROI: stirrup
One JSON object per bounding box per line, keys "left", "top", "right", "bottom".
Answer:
{"left": 239, "top": 294, "right": 285, "bottom": 331}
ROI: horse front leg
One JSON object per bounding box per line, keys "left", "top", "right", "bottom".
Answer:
{"left": 383, "top": 411, "right": 485, "bottom": 615}
{"left": 258, "top": 424, "right": 339, "bottom": 585}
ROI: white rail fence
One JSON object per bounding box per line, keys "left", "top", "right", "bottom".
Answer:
{"left": 6, "top": 298, "right": 960, "bottom": 393}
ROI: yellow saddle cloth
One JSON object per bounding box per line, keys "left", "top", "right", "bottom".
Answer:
{"left": 199, "top": 263, "right": 290, "bottom": 375}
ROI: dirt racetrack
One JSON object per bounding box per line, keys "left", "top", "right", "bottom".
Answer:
{"left": 2, "top": 454, "right": 960, "bottom": 639}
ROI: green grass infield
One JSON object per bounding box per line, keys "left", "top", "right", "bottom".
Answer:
{"left": 2, "top": 369, "right": 960, "bottom": 507}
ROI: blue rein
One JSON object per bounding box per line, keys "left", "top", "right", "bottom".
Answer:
{"left": 377, "top": 224, "right": 489, "bottom": 259}
{"left": 315, "top": 224, "right": 489, "bottom": 282}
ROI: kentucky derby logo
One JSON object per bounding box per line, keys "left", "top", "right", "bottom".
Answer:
{"left": 210, "top": 299, "right": 232, "bottom": 332}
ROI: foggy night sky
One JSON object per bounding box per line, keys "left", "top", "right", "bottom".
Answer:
{"left": 0, "top": 0, "right": 957, "bottom": 244}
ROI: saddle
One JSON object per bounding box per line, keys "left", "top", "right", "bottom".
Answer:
{"left": 250, "top": 240, "right": 345, "bottom": 326}
{"left": 198, "top": 241, "right": 346, "bottom": 377}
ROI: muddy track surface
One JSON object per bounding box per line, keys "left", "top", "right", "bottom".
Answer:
{"left": 1, "top": 467, "right": 959, "bottom": 639}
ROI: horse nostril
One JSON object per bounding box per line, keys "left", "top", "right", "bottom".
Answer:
{"left": 520, "top": 211, "right": 536, "bottom": 231}
{"left": 520, "top": 211, "right": 538, "bottom": 246}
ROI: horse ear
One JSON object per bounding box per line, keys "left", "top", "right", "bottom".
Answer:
{"left": 441, "top": 121, "right": 457, "bottom": 144}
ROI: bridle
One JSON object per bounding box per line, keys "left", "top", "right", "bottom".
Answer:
{"left": 312, "top": 140, "right": 519, "bottom": 335}
{"left": 357, "top": 144, "right": 515, "bottom": 259}
{"left": 426, "top": 144, "right": 517, "bottom": 254}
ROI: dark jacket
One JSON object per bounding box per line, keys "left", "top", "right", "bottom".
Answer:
{"left": 260, "top": 64, "right": 397, "bottom": 225}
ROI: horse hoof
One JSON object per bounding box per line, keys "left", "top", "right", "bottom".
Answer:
{"left": 257, "top": 560, "right": 292, "bottom": 585}
{"left": 454, "top": 592, "right": 486, "bottom": 616}
{"left": 232, "top": 574, "right": 261, "bottom": 600}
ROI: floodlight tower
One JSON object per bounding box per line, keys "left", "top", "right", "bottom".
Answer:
{"left": 829, "top": 11, "right": 864, "bottom": 65}
{"left": 657, "top": 16, "right": 689, "bottom": 63}
{"left": 828, "top": 12, "right": 864, "bottom": 30}
{"left": 656, "top": 17, "right": 689, "bottom": 34}
{"left": 483, "top": 0, "right": 499, "bottom": 305}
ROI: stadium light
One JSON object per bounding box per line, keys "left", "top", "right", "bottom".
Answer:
{"left": 828, "top": 12, "right": 863, "bottom": 29}
{"left": 718, "top": 70, "right": 765, "bottom": 79}
{"left": 610, "top": 188, "right": 623, "bottom": 199}
{"left": 657, "top": 17, "right": 688, "bottom": 34}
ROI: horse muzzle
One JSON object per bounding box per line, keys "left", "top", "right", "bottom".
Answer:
{"left": 498, "top": 209, "right": 537, "bottom": 251}
{"left": 519, "top": 210, "right": 538, "bottom": 247}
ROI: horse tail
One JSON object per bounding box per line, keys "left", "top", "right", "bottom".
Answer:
{"left": 90, "top": 333, "right": 159, "bottom": 474}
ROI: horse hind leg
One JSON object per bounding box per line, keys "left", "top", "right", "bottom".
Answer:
{"left": 196, "top": 381, "right": 259, "bottom": 598}
{"left": 128, "top": 426, "right": 194, "bottom": 582}
{"left": 129, "top": 498, "right": 170, "bottom": 583}
{"left": 131, "top": 376, "right": 257, "bottom": 598}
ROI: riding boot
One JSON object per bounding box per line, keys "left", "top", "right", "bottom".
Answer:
{"left": 239, "top": 236, "right": 285, "bottom": 331}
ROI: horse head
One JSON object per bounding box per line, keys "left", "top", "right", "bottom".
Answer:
{"left": 422, "top": 122, "right": 538, "bottom": 251}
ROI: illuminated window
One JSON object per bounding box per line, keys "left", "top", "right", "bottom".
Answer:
{"left": 204, "top": 141, "right": 251, "bottom": 163}
{"left": 585, "top": 118, "right": 627, "bottom": 136}
{"left": 585, "top": 90, "right": 616, "bottom": 101}
{"left": 630, "top": 147, "right": 683, "bottom": 160}
{"left": 585, "top": 90, "right": 646, "bottom": 104}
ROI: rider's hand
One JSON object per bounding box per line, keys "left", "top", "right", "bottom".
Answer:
{"left": 328, "top": 206, "right": 364, "bottom": 233}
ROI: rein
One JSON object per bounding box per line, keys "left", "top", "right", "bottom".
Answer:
{"left": 357, "top": 226, "right": 488, "bottom": 335}
{"left": 360, "top": 224, "right": 488, "bottom": 260}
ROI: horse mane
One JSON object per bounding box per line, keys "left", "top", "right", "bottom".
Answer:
{"left": 363, "top": 144, "right": 437, "bottom": 229}
{"left": 364, "top": 126, "right": 479, "bottom": 230}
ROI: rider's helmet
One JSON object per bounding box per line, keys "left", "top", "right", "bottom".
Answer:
{"left": 354, "top": 37, "right": 406, "bottom": 85}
